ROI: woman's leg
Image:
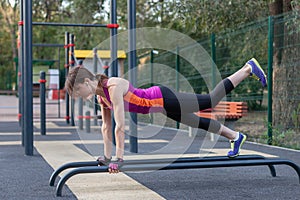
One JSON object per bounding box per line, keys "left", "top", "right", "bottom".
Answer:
{"left": 162, "top": 58, "right": 266, "bottom": 157}
{"left": 227, "top": 62, "right": 251, "bottom": 87}
{"left": 160, "top": 61, "right": 254, "bottom": 113}
{"left": 165, "top": 111, "right": 245, "bottom": 158}
{"left": 209, "top": 62, "right": 253, "bottom": 107}
{"left": 165, "top": 112, "right": 237, "bottom": 140}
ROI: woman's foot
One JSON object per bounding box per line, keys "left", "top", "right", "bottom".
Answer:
{"left": 247, "top": 58, "right": 267, "bottom": 87}
{"left": 227, "top": 132, "right": 247, "bottom": 158}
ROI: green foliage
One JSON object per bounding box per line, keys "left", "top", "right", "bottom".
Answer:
{"left": 291, "top": 103, "right": 300, "bottom": 131}
{"left": 212, "top": 19, "right": 269, "bottom": 108}
{"left": 260, "top": 126, "right": 300, "bottom": 150}
{"left": 0, "top": 65, "right": 15, "bottom": 90}
{"left": 0, "top": 8, "right": 16, "bottom": 90}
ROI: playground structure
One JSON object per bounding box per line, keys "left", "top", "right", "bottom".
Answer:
{"left": 16, "top": 0, "right": 300, "bottom": 197}
{"left": 18, "top": 0, "right": 120, "bottom": 155}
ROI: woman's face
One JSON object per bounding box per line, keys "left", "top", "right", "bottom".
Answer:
{"left": 73, "top": 82, "right": 94, "bottom": 100}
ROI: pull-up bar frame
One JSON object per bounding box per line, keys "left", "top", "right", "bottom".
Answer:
{"left": 20, "top": 0, "right": 119, "bottom": 156}
{"left": 32, "top": 22, "right": 119, "bottom": 28}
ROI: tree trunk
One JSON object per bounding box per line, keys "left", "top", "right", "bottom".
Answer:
{"left": 271, "top": 0, "right": 300, "bottom": 130}
{"left": 269, "top": 0, "right": 283, "bottom": 66}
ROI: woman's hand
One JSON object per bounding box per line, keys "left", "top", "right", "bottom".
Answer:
{"left": 108, "top": 158, "right": 124, "bottom": 174}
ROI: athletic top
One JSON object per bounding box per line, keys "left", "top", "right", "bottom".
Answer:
{"left": 98, "top": 80, "right": 164, "bottom": 114}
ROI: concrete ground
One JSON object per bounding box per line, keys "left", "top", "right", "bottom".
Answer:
{"left": 1, "top": 95, "right": 300, "bottom": 200}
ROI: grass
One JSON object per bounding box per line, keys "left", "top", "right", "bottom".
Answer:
{"left": 136, "top": 110, "right": 300, "bottom": 150}
{"left": 236, "top": 111, "right": 300, "bottom": 150}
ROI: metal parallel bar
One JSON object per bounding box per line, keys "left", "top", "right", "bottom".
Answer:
{"left": 49, "top": 155, "right": 274, "bottom": 187}
{"left": 32, "top": 22, "right": 107, "bottom": 27}
{"left": 49, "top": 161, "right": 99, "bottom": 186}
{"left": 55, "top": 158, "right": 300, "bottom": 197}
{"left": 56, "top": 166, "right": 107, "bottom": 196}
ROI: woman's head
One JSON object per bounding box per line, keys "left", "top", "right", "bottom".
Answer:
{"left": 65, "top": 66, "right": 108, "bottom": 99}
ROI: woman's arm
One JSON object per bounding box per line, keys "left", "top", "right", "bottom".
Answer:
{"left": 100, "top": 102, "right": 112, "bottom": 159}
{"left": 107, "top": 78, "right": 129, "bottom": 160}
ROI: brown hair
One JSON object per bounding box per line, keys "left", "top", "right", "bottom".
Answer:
{"left": 65, "top": 66, "right": 108, "bottom": 97}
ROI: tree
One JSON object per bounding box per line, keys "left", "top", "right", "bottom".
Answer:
{"left": 0, "top": 0, "right": 19, "bottom": 90}
{"left": 0, "top": 0, "right": 19, "bottom": 69}
{"left": 270, "top": 0, "right": 300, "bottom": 131}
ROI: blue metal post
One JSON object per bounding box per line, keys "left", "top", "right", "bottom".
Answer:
{"left": 150, "top": 50, "right": 154, "bottom": 124}
{"left": 70, "top": 34, "right": 75, "bottom": 126}
{"left": 211, "top": 33, "right": 216, "bottom": 88}
{"left": 150, "top": 50, "right": 154, "bottom": 87}
{"left": 104, "top": 61, "right": 109, "bottom": 76}
{"left": 78, "top": 98, "right": 83, "bottom": 130}
{"left": 175, "top": 46, "right": 180, "bottom": 129}
{"left": 65, "top": 32, "right": 70, "bottom": 124}
{"left": 110, "top": 0, "right": 118, "bottom": 146}
{"left": 40, "top": 71, "right": 46, "bottom": 135}
{"left": 267, "top": 16, "right": 274, "bottom": 145}
{"left": 19, "top": 0, "right": 24, "bottom": 146}
{"left": 93, "top": 48, "right": 98, "bottom": 125}
{"left": 128, "top": 0, "right": 138, "bottom": 153}
{"left": 23, "top": 0, "right": 33, "bottom": 155}
{"left": 57, "top": 47, "right": 61, "bottom": 118}
{"left": 85, "top": 111, "right": 91, "bottom": 133}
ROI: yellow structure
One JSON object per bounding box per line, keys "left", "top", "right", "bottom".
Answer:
{"left": 74, "top": 50, "right": 126, "bottom": 75}
{"left": 74, "top": 50, "right": 126, "bottom": 59}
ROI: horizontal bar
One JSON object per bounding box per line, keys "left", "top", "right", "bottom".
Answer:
{"left": 55, "top": 158, "right": 300, "bottom": 196}
{"left": 49, "top": 155, "right": 270, "bottom": 186}
{"left": 32, "top": 59, "right": 59, "bottom": 63}
{"left": 33, "top": 43, "right": 64, "bottom": 47}
{"left": 33, "top": 73, "right": 60, "bottom": 76}
{"left": 33, "top": 102, "right": 60, "bottom": 105}
{"left": 32, "top": 22, "right": 107, "bottom": 27}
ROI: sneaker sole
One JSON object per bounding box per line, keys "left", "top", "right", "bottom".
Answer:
{"left": 228, "top": 135, "right": 247, "bottom": 158}
{"left": 250, "top": 58, "right": 267, "bottom": 85}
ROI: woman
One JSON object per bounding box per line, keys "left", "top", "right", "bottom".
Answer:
{"left": 65, "top": 58, "right": 267, "bottom": 173}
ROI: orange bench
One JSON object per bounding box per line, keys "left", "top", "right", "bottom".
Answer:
{"left": 189, "top": 101, "right": 248, "bottom": 139}
{"left": 195, "top": 101, "right": 248, "bottom": 121}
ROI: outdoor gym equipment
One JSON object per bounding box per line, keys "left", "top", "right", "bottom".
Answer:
{"left": 19, "top": 0, "right": 119, "bottom": 155}
{"left": 48, "top": 155, "right": 300, "bottom": 197}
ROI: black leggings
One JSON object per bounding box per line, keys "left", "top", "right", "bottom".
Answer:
{"left": 159, "top": 78, "right": 234, "bottom": 133}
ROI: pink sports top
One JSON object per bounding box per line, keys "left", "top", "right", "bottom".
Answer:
{"left": 98, "top": 80, "right": 164, "bottom": 114}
